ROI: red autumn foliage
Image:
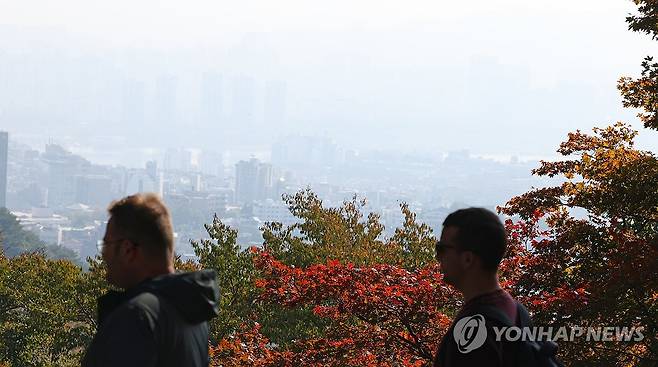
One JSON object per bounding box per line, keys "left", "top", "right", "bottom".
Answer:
{"left": 209, "top": 323, "right": 293, "bottom": 367}
{"left": 499, "top": 209, "right": 657, "bottom": 364}
{"left": 211, "top": 250, "right": 459, "bottom": 366}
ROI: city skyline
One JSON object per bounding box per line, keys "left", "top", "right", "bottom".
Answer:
{"left": 1, "top": 130, "right": 559, "bottom": 258}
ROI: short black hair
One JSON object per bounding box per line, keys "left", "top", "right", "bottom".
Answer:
{"left": 442, "top": 207, "right": 506, "bottom": 272}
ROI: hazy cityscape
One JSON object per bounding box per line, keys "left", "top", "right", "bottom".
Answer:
{"left": 2, "top": 130, "right": 559, "bottom": 262}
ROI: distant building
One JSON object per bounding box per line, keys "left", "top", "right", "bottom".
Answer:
{"left": 0, "top": 131, "right": 7, "bottom": 208}
{"left": 235, "top": 158, "right": 272, "bottom": 205}
{"left": 252, "top": 200, "right": 297, "bottom": 226}
{"left": 13, "top": 209, "right": 70, "bottom": 246}
{"left": 74, "top": 175, "right": 113, "bottom": 206}
{"left": 42, "top": 144, "right": 91, "bottom": 208}
{"left": 59, "top": 225, "right": 103, "bottom": 258}
{"left": 164, "top": 191, "right": 227, "bottom": 220}
{"left": 417, "top": 207, "right": 452, "bottom": 232}
{"left": 235, "top": 159, "right": 259, "bottom": 205}
{"left": 13, "top": 207, "right": 102, "bottom": 258}
{"left": 125, "top": 170, "right": 157, "bottom": 195}
{"left": 198, "top": 150, "right": 223, "bottom": 177}
{"left": 256, "top": 163, "right": 273, "bottom": 200}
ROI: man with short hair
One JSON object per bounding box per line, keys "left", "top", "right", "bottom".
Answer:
{"left": 433, "top": 207, "right": 518, "bottom": 366}
{"left": 83, "top": 193, "right": 219, "bottom": 367}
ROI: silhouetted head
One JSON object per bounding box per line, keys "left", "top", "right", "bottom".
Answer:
{"left": 101, "top": 193, "right": 174, "bottom": 289}
{"left": 435, "top": 207, "right": 506, "bottom": 289}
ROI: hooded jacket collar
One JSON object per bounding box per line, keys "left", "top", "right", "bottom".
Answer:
{"left": 97, "top": 269, "right": 219, "bottom": 326}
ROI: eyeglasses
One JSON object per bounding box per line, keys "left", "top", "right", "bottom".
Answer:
{"left": 435, "top": 240, "right": 458, "bottom": 257}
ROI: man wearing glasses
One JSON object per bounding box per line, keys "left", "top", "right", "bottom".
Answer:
{"left": 432, "top": 207, "right": 520, "bottom": 367}
{"left": 82, "top": 193, "right": 219, "bottom": 367}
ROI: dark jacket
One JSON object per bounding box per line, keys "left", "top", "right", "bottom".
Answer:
{"left": 434, "top": 289, "right": 517, "bottom": 367}
{"left": 82, "top": 270, "right": 220, "bottom": 367}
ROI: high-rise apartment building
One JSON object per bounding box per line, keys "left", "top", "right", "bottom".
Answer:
{"left": 256, "top": 163, "right": 272, "bottom": 200}
{"left": 198, "top": 150, "right": 223, "bottom": 177}
{"left": 42, "top": 144, "right": 91, "bottom": 207}
{"left": 235, "top": 158, "right": 272, "bottom": 205}
{"left": 74, "top": 175, "right": 113, "bottom": 206}
{"left": 235, "top": 159, "right": 259, "bottom": 205}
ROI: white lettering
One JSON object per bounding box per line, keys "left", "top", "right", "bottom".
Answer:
{"left": 521, "top": 326, "right": 537, "bottom": 342}
{"left": 505, "top": 327, "right": 522, "bottom": 342}
{"left": 587, "top": 327, "right": 601, "bottom": 341}
{"left": 496, "top": 325, "right": 643, "bottom": 343}
{"left": 602, "top": 327, "right": 615, "bottom": 342}
{"left": 492, "top": 327, "right": 507, "bottom": 341}
{"left": 634, "top": 327, "right": 645, "bottom": 342}
{"left": 553, "top": 327, "right": 569, "bottom": 342}
{"left": 615, "top": 327, "right": 634, "bottom": 342}
{"left": 570, "top": 326, "right": 584, "bottom": 340}
{"left": 537, "top": 326, "right": 553, "bottom": 342}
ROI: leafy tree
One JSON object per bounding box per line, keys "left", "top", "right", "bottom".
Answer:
{"left": 261, "top": 189, "right": 388, "bottom": 268}
{"left": 0, "top": 252, "right": 106, "bottom": 366}
{"left": 499, "top": 124, "right": 658, "bottom": 365}
{"left": 626, "top": 0, "right": 658, "bottom": 41}
{"left": 389, "top": 203, "right": 438, "bottom": 270}
{"left": 261, "top": 189, "right": 436, "bottom": 270}
{"left": 191, "top": 216, "right": 259, "bottom": 341}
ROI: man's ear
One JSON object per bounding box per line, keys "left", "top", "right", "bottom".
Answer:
{"left": 461, "top": 251, "right": 475, "bottom": 268}
{"left": 121, "top": 240, "right": 140, "bottom": 262}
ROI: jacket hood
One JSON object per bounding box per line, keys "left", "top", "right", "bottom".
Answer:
{"left": 98, "top": 270, "right": 220, "bottom": 325}
{"left": 140, "top": 270, "right": 220, "bottom": 324}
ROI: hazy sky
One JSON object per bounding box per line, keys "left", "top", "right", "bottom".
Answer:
{"left": 0, "top": 0, "right": 646, "bottom": 38}
{"left": 1, "top": 0, "right": 657, "bottom": 163}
